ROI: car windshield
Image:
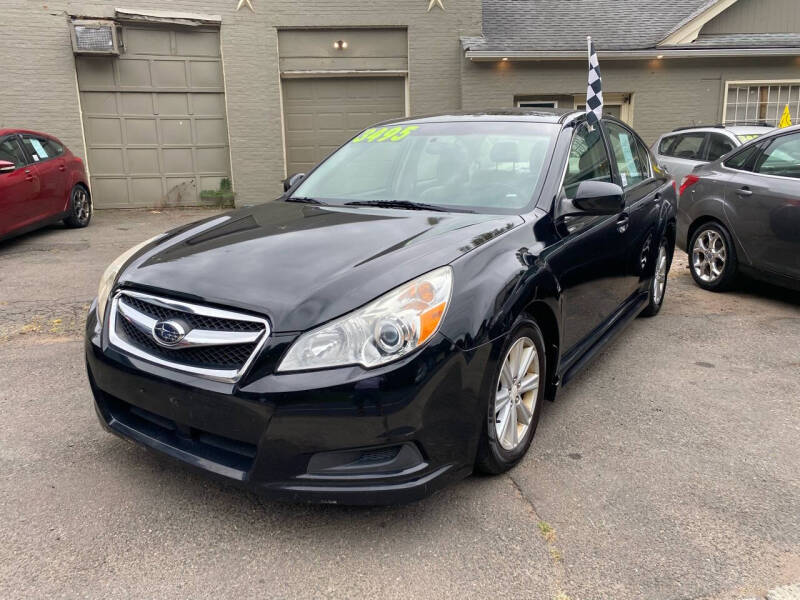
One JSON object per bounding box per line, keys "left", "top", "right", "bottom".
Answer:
{"left": 290, "top": 121, "right": 560, "bottom": 214}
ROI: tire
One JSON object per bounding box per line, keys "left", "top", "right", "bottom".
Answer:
{"left": 640, "top": 237, "right": 670, "bottom": 317}
{"left": 688, "top": 221, "right": 737, "bottom": 292}
{"left": 63, "top": 184, "right": 92, "bottom": 228}
{"left": 475, "top": 319, "right": 546, "bottom": 475}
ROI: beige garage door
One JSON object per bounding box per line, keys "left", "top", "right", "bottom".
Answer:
{"left": 282, "top": 77, "right": 406, "bottom": 175}
{"left": 76, "top": 26, "right": 230, "bottom": 208}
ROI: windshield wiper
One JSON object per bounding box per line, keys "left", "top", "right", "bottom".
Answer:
{"left": 343, "top": 200, "right": 472, "bottom": 213}
{"left": 286, "top": 196, "right": 326, "bottom": 205}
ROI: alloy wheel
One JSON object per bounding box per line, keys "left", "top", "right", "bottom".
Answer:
{"left": 653, "top": 244, "right": 668, "bottom": 304}
{"left": 692, "top": 229, "right": 726, "bottom": 283}
{"left": 495, "top": 336, "right": 539, "bottom": 451}
{"left": 74, "top": 188, "right": 91, "bottom": 223}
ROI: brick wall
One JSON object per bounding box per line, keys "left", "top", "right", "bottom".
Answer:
{"left": 0, "top": 0, "right": 482, "bottom": 207}
{"left": 461, "top": 56, "right": 800, "bottom": 145}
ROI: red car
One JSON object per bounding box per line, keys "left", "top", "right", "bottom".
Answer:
{"left": 0, "top": 129, "right": 91, "bottom": 241}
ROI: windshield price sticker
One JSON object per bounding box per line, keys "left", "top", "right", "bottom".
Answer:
{"left": 352, "top": 125, "right": 419, "bottom": 144}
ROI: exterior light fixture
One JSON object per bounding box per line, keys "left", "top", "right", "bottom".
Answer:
{"left": 501, "top": 57, "right": 509, "bottom": 61}
{"left": 333, "top": 40, "right": 348, "bottom": 50}
{"left": 656, "top": 54, "right": 664, "bottom": 59}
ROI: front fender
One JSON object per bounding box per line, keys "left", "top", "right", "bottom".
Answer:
{"left": 440, "top": 223, "right": 561, "bottom": 352}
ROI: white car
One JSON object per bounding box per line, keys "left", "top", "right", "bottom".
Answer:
{"left": 651, "top": 125, "right": 772, "bottom": 184}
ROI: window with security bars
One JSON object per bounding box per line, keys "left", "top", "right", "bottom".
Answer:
{"left": 724, "top": 83, "right": 800, "bottom": 126}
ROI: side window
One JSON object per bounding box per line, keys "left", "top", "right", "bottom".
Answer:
{"left": 706, "top": 133, "right": 736, "bottom": 162}
{"left": 561, "top": 122, "right": 612, "bottom": 199}
{"left": 634, "top": 138, "right": 653, "bottom": 179}
{"left": 21, "top": 135, "right": 62, "bottom": 162}
{"left": 667, "top": 133, "right": 707, "bottom": 160}
{"left": 724, "top": 143, "right": 762, "bottom": 171}
{"left": 0, "top": 137, "right": 27, "bottom": 168}
{"left": 754, "top": 133, "right": 800, "bottom": 179}
{"left": 605, "top": 121, "right": 647, "bottom": 189}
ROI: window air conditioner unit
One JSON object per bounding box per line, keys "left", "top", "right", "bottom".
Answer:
{"left": 70, "top": 20, "right": 120, "bottom": 55}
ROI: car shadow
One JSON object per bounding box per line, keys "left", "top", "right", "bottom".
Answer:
{"left": 733, "top": 273, "right": 800, "bottom": 306}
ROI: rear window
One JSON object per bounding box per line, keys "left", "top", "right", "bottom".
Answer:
{"left": 736, "top": 133, "right": 762, "bottom": 143}
{"left": 658, "top": 135, "right": 677, "bottom": 155}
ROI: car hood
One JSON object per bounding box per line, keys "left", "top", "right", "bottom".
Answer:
{"left": 118, "top": 201, "right": 523, "bottom": 332}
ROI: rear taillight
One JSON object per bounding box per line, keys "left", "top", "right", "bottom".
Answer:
{"left": 679, "top": 174, "right": 700, "bottom": 197}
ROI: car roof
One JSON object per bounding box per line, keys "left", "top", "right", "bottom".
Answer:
{"left": 375, "top": 108, "right": 583, "bottom": 127}
{"left": 662, "top": 124, "right": 774, "bottom": 137}
{"left": 0, "top": 128, "right": 62, "bottom": 140}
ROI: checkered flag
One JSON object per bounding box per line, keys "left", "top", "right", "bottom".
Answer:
{"left": 586, "top": 37, "right": 603, "bottom": 125}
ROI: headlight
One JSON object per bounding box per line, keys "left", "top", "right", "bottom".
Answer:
{"left": 277, "top": 266, "right": 453, "bottom": 372}
{"left": 96, "top": 235, "right": 163, "bottom": 326}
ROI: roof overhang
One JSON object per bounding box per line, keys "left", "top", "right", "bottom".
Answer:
{"left": 658, "top": 0, "right": 738, "bottom": 46}
{"left": 466, "top": 47, "right": 800, "bottom": 61}
{"left": 114, "top": 8, "right": 222, "bottom": 26}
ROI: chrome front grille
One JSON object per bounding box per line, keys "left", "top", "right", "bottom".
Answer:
{"left": 108, "top": 290, "right": 270, "bottom": 383}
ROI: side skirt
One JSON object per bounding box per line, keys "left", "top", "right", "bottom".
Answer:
{"left": 557, "top": 291, "right": 648, "bottom": 389}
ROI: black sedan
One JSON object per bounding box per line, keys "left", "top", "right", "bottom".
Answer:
{"left": 677, "top": 124, "right": 800, "bottom": 292}
{"left": 86, "top": 110, "right": 676, "bottom": 505}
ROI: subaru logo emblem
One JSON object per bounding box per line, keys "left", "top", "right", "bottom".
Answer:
{"left": 152, "top": 320, "right": 186, "bottom": 347}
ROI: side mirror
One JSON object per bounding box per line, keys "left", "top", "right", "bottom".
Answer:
{"left": 282, "top": 172, "right": 305, "bottom": 193}
{"left": 0, "top": 160, "right": 16, "bottom": 174}
{"left": 559, "top": 180, "right": 624, "bottom": 218}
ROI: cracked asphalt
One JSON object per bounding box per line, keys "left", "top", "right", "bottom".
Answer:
{"left": 1, "top": 209, "right": 799, "bottom": 599}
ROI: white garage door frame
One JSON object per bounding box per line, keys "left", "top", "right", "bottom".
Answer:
{"left": 278, "top": 70, "right": 409, "bottom": 178}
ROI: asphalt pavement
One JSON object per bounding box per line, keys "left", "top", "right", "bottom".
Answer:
{"left": 1, "top": 208, "right": 798, "bottom": 599}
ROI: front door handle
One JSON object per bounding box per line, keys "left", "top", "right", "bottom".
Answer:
{"left": 58, "top": 164, "right": 66, "bottom": 172}
{"left": 616, "top": 214, "right": 630, "bottom": 233}
{"left": 736, "top": 187, "right": 753, "bottom": 196}
{"left": 24, "top": 169, "right": 34, "bottom": 182}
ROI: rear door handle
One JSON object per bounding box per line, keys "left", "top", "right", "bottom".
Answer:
{"left": 58, "top": 164, "right": 66, "bottom": 172}
{"left": 616, "top": 214, "right": 630, "bottom": 233}
{"left": 24, "top": 169, "right": 34, "bottom": 182}
{"left": 736, "top": 187, "right": 753, "bottom": 196}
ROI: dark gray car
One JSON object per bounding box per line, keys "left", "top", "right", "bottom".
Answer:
{"left": 676, "top": 125, "right": 800, "bottom": 292}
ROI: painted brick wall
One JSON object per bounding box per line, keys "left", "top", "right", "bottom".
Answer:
{"left": 0, "top": 0, "right": 482, "bottom": 207}
{"left": 461, "top": 56, "right": 800, "bottom": 144}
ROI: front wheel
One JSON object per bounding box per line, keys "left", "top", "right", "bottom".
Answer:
{"left": 475, "top": 320, "right": 546, "bottom": 475}
{"left": 64, "top": 185, "right": 92, "bottom": 228}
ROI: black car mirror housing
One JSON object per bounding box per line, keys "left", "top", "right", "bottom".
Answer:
{"left": 558, "top": 180, "right": 624, "bottom": 219}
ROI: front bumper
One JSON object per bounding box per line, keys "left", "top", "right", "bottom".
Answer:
{"left": 86, "top": 303, "right": 492, "bottom": 505}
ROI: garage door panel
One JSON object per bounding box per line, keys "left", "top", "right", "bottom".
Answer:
{"left": 86, "top": 118, "right": 122, "bottom": 145}
{"left": 165, "top": 178, "right": 197, "bottom": 203}
{"left": 152, "top": 61, "right": 187, "bottom": 88}
{"left": 191, "top": 93, "right": 225, "bottom": 115}
{"left": 126, "top": 119, "right": 158, "bottom": 145}
{"left": 196, "top": 119, "right": 228, "bottom": 145}
{"left": 157, "top": 93, "right": 190, "bottom": 115}
{"left": 282, "top": 77, "right": 405, "bottom": 176}
{"left": 88, "top": 149, "right": 124, "bottom": 175}
{"left": 190, "top": 61, "right": 223, "bottom": 88}
{"left": 125, "top": 29, "right": 171, "bottom": 55}
{"left": 127, "top": 149, "right": 160, "bottom": 175}
{"left": 161, "top": 119, "right": 192, "bottom": 145}
{"left": 132, "top": 178, "right": 164, "bottom": 204}
{"left": 76, "top": 57, "right": 115, "bottom": 88}
{"left": 91, "top": 178, "right": 129, "bottom": 206}
{"left": 81, "top": 92, "right": 117, "bottom": 115}
{"left": 163, "top": 148, "right": 194, "bottom": 174}
{"left": 121, "top": 93, "right": 155, "bottom": 115}
{"left": 118, "top": 60, "right": 151, "bottom": 87}
{"left": 176, "top": 31, "right": 220, "bottom": 57}
{"left": 196, "top": 147, "right": 229, "bottom": 173}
